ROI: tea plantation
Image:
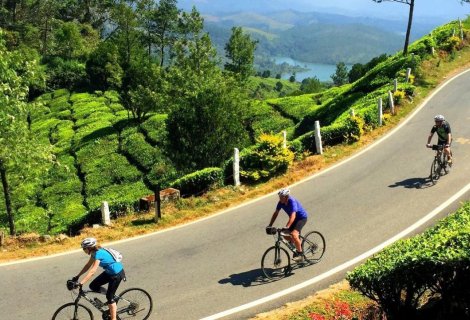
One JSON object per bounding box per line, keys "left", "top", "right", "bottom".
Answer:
{"left": 1, "top": 18, "right": 467, "bottom": 236}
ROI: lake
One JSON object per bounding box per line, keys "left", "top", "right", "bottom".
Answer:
{"left": 275, "top": 57, "right": 353, "bottom": 82}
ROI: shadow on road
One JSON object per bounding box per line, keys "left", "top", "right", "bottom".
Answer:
{"left": 219, "top": 268, "right": 269, "bottom": 287}
{"left": 388, "top": 177, "right": 431, "bottom": 189}
{"left": 219, "top": 261, "right": 316, "bottom": 287}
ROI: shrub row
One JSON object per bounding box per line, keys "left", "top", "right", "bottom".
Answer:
{"left": 171, "top": 167, "right": 224, "bottom": 197}
{"left": 347, "top": 202, "right": 470, "bottom": 320}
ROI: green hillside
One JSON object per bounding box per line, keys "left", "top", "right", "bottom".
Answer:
{"left": 1, "top": 4, "right": 468, "bottom": 237}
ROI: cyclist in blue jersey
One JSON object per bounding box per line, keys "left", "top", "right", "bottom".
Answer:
{"left": 267, "top": 188, "right": 308, "bottom": 262}
{"left": 426, "top": 114, "right": 452, "bottom": 164}
{"left": 72, "top": 238, "right": 126, "bottom": 320}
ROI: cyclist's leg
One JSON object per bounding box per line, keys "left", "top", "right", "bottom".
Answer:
{"left": 290, "top": 219, "right": 307, "bottom": 254}
{"left": 107, "top": 270, "right": 124, "bottom": 320}
{"left": 89, "top": 271, "right": 110, "bottom": 292}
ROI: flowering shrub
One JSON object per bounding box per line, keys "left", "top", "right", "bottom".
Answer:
{"left": 308, "top": 300, "right": 354, "bottom": 320}
{"left": 239, "top": 134, "right": 294, "bottom": 183}
{"left": 393, "top": 90, "right": 405, "bottom": 104}
{"left": 443, "top": 35, "right": 462, "bottom": 52}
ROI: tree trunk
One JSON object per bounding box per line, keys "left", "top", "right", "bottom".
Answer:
{"left": 0, "top": 159, "right": 15, "bottom": 236}
{"left": 154, "top": 185, "right": 161, "bottom": 223}
{"left": 403, "top": 0, "right": 414, "bottom": 55}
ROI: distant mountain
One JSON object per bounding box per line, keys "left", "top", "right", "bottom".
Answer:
{"left": 203, "top": 10, "right": 417, "bottom": 65}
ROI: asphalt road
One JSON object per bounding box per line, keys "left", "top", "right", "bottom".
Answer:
{"left": 1, "top": 69, "right": 470, "bottom": 320}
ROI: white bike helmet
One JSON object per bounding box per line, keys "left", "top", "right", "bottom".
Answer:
{"left": 81, "top": 237, "right": 97, "bottom": 249}
{"left": 434, "top": 114, "right": 445, "bottom": 121}
{"left": 278, "top": 188, "right": 290, "bottom": 197}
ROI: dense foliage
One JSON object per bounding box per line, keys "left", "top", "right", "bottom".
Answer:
{"left": 347, "top": 202, "right": 470, "bottom": 320}
{"left": 0, "top": 2, "right": 468, "bottom": 236}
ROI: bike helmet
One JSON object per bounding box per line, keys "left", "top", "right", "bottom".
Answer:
{"left": 434, "top": 114, "right": 445, "bottom": 121}
{"left": 81, "top": 237, "right": 97, "bottom": 249}
{"left": 278, "top": 188, "right": 290, "bottom": 197}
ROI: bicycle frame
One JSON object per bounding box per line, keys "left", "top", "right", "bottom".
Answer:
{"left": 69, "top": 286, "right": 138, "bottom": 319}
{"left": 430, "top": 144, "right": 449, "bottom": 183}
{"left": 73, "top": 286, "right": 108, "bottom": 314}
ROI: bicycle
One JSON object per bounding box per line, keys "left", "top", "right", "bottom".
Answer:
{"left": 261, "top": 227, "right": 325, "bottom": 280}
{"left": 429, "top": 144, "right": 452, "bottom": 184}
{"left": 52, "top": 280, "right": 153, "bottom": 320}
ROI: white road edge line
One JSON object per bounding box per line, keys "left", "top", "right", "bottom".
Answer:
{"left": 201, "top": 182, "right": 470, "bottom": 320}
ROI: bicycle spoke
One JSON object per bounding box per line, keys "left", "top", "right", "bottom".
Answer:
{"left": 52, "top": 303, "right": 93, "bottom": 320}
{"left": 261, "top": 246, "right": 291, "bottom": 280}
{"left": 116, "top": 288, "right": 153, "bottom": 320}
{"left": 302, "top": 231, "right": 326, "bottom": 263}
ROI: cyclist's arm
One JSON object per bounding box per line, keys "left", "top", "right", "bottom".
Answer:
{"left": 286, "top": 212, "right": 296, "bottom": 229}
{"left": 79, "top": 259, "right": 100, "bottom": 286}
{"left": 268, "top": 209, "right": 280, "bottom": 226}
{"left": 426, "top": 132, "right": 434, "bottom": 145}
{"left": 75, "top": 256, "right": 94, "bottom": 278}
{"left": 446, "top": 132, "right": 452, "bottom": 146}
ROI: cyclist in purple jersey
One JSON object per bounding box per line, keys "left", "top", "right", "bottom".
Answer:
{"left": 267, "top": 188, "right": 308, "bottom": 262}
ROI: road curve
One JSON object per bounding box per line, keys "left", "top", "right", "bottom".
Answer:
{"left": 1, "top": 69, "right": 470, "bottom": 320}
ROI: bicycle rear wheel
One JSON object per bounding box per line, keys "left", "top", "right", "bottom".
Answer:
{"left": 116, "top": 288, "right": 153, "bottom": 320}
{"left": 302, "top": 231, "right": 326, "bottom": 263}
{"left": 430, "top": 158, "right": 441, "bottom": 184}
{"left": 52, "top": 302, "right": 93, "bottom": 320}
{"left": 261, "top": 246, "right": 291, "bottom": 280}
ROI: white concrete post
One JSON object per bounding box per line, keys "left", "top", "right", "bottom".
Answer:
{"left": 406, "top": 68, "right": 412, "bottom": 83}
{"left": 233, "top": 148, "right": 240, "bottom": 187}
{"left": 349, "top": 108, "right": 355, "bottom": 117}
{"left": 378, "top": 98, "right": 383, "bottom": 126}
{"left": 431, "top": 47, "right": 435, "bottom": 56}
{"left": 393, "top": 78, "right": 398, "bottom": 92}
{"left": 388, "top": 91, "right": 395, "bottom": 115}
{"left": 314, "top": 120, "right": 323, "bottom": 155}
{"left": 459, "top": 19, "right": 464, "bottom": 40}
{"left": 101, "top": 201, "right": 111, "bottom": 226}
{"left": 282, "top": 130, "right": 287, "bottom": 149}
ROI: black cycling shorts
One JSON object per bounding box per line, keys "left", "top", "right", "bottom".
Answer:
{"left": 89, "top": 269, "right": 125, "bottom": 304}
{"left": 288, "top": 218, "right": 307, "bottom": 233}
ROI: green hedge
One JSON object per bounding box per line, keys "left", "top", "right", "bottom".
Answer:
{"left": 171, "top": 167, "right": 224, "bottom": 196}
{"left": 347, "top": 202, "right": 470, "bottom": 320}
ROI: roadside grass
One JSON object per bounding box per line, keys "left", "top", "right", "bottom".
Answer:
{"left": 1, "top": 42, "right": 470, "bottom": 319}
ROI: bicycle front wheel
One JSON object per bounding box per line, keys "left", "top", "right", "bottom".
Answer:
{"left": 261, "top": 246, "right": 291, "bottom": 280}
{"left": 116, "top": 288, "right": 153, "bottom": 320}
{"left": 430, "top": 158, "right": 441, "bottom": 184}
{"left": 302, "top": 231, "right": 326, "bottom": 263}
{"left": 52, "top": 302, "right": 93, "bottom": 320}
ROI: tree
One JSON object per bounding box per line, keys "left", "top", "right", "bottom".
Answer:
{"left": 373, "top": 0, "right": 414, "bottom": 55}
{"left": 124, "top": 58, "right": 168, "bottom": 123}
{"left": 0, "top": 32, "right": 49, "bottom": 235}
{"left": 166, "top": 33, "right": 250, "bottom": 170}
{"left": 224, "top": 26, "right": 258, "bottom": 84}
{"left": 331, "top": 62, "right": 349, "bottom": 86}
{"left": 300, "top": 76, "right": 324, "bottom": 93}
{"left": 136, "top": 0, "right": 180, "bottom": 65}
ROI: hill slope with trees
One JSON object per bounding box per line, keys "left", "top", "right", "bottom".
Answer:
{"left": 0, "top": 0, "right": 468, "bottom": 238}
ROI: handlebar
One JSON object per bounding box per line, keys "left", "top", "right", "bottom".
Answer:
{"left": 67, "top": 280, "right": 83, "bottom": 291}
{"left": 427, "top": 144, "right": 444, "bottom": 151}
{"left": 265, "top": 226, "right": 290, "bottom": 235}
